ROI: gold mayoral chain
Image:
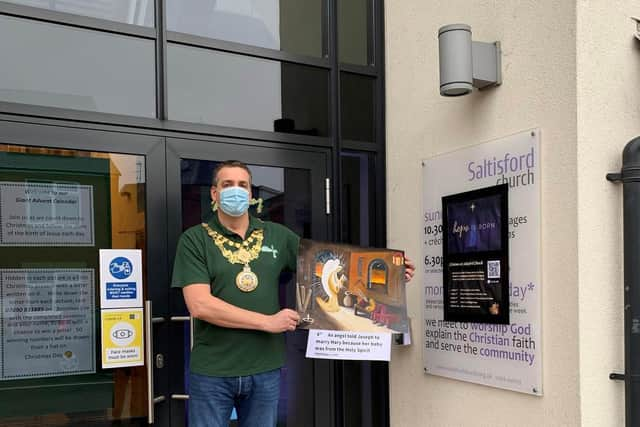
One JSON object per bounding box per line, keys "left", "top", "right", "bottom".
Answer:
{"left": 202, "top": 223, "right": 264, "bottom": 292}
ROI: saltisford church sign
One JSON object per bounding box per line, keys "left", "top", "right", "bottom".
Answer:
{"left": 422, "top": 129, "right": 541, "bottom": 395}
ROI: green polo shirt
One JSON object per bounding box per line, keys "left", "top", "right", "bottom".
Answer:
{"left": 171, "top": 214, "right": 299, "bottom": 377}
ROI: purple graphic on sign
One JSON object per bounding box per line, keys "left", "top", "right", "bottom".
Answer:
{"left": 446, "top": 194, "right": 503, "bottom": 254}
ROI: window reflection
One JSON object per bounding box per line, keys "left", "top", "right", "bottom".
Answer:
{"left": 167, "top": 0, "right": 325, "bottom": 58}
{"left": 338, "top": 0, "right": 371, "bottom": 65}
{"left": 341, "top": 72, "right": 375, "bottom": 142}
{"left": 168, "top": 45, "right": 329, "bottom": 136}
{"left": 3, "top": 0, "right": 154, "bottom": 26}
{"left": 341, "top": 152, "right": 372, "bottom": 246}
{"left": 0, "top": 144, "right": 147, "bottom": 425}
{"left": 0, "top": 16, "right": 156, "bottom": 117}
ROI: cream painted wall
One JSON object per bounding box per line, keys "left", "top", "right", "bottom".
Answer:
{"left": 577, "top": 1, "right": 640, "bottom": 426}
{"left": 386, "top": 1, "right": 580, "bottom": 426}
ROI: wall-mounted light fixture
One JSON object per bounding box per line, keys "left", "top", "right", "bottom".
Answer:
{"left": 438, "top": 24, "right": 502, "bottom": 97}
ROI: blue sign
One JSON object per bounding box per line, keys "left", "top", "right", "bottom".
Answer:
{"left": 109, "top": 257, "right": 132, "bottom": 280}
{"left": 106, "top": 282, "right": 137, "bottom": 300}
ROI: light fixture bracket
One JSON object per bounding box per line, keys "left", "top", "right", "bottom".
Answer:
{"left": 438, "top": 24, "right": 502, "bottom": 97}
{"left": 472, "top": 41, "right": 502, "bottom": 90}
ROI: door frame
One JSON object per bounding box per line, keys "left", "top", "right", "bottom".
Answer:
{"left": 165, "top": 136, "right": 336, "bottom": 427}
{"left": 0, "top": 119, "right": 171, "bottom": 424}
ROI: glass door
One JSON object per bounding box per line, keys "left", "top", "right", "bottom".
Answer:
{"left": 0, "top": 121, "right": 336, "bottom": 426}
{"left": 0, "top": 120, "right": 167, "bottom": 426}
{"left": 164, "top": 137, "right": 334, "bottom": 427}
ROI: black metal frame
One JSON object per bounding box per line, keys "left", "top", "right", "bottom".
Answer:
{"left": 0, "top": 0, "right": 389, "bottom": 425}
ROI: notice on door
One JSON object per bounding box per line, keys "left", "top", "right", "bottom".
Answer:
{"left": 99, "top": 249, "right": 143, "bottom": 309}
{"left": 0, "top": 269, "right": 95, "bottom": 380}
{"left": 0, "top": 181, "right": 95, "bottom": 246}
{"left": 100, "top": 308, "right": 144, "bottom": 369}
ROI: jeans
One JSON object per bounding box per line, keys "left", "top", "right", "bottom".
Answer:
{"left": 188, "top": 369, "right": 280, "bottom": 427}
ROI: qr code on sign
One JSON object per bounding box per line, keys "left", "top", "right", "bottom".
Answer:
{"left": 487, "top": 260, "right": 501, "bottom": 278}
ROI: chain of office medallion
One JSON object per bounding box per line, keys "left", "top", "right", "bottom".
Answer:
{"left": 201, "top": 223, "right": 264, "bottom": 264}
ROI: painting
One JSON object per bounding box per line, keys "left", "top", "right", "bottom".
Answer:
{"left": 296, "top": 239, "right": 408, "bottom": 333}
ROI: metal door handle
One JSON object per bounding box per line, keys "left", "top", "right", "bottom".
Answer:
{"left": 169, "top": 315, "right": 193, "bottom": 404}
{"left": 145, "top": 300, "right": 166, "bottom": 424}
{"left": 171, "top": 394, "right": 190, "bottom": 400}
{"left": 170, "top": 315, "right": 194, "bottom": 350}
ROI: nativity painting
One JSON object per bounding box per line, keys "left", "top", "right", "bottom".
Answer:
{"left": 296, "top": 239, "right": 409, "bottom": 333}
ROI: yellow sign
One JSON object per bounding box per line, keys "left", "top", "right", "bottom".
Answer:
{"left": 100, "top": 308, "right": 144, "bottom": 369}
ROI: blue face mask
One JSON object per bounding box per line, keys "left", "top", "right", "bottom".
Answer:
{"left": 219, "top": 186, "right": 250, "bottom": 217}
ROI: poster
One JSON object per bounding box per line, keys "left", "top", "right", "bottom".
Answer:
{"left": 442, "top": 185, "right": 509, "bottom": 324}
{"left": 0, "top": 181, "right": 94, "bottom": 246}
{"left": 100, "top": 308, "right": 144, "bottom": 369}
{"left": 296, "top": 239, "right": 408, "bottom": 334}
{"left": 422, "top": 129, "right": 541, "bottom": 395}
{"left": 0, "top": 269, "right": 95, "bottom": 380}
{"left": 99, "top": 249, "right": 143, "bottom": 309}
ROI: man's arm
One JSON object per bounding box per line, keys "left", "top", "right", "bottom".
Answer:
{"left": 182, "top": 284, "right": 299, "bottom": 333}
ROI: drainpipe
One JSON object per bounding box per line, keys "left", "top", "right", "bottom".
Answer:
{"left": 607, "top": 136, "right": 640, "bottom": 427}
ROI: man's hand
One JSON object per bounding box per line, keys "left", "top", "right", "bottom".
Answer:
{"left": 404, "top": 256, "right": 416, "bottom": 282}
{"left": 184, "top": 284, "right": 300, "bottom": 333}
{"left": 265, "top": 308, "right": 300, "bottom": 333}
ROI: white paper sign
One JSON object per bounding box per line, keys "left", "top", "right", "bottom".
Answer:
{"left": 305, "top": 329, "right": 391, "bottom": 361}
{"left": 0, "top": 181, "right": 94, "bottom": 246}
{"left": 99, "top": 249, "right": 143, "bottom": 309}
{"left": 422, "top": 129, "right": 542, "bottom": 395}
{"left": 0, "top": 269, "right": 95, "bottom": 380}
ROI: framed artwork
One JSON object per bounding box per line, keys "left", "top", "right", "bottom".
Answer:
{"left": 296, "top": 239, "right": 408, "bottom": 333}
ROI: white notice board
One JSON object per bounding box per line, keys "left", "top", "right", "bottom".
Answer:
{"left": 0, "top": 269, "right": 95, "bottom": 380}
{"left": 422, "top": 129, "right": 542, "bottom": 395}
{"left": 0, "top": 182, "right": 94, "bottom": 246}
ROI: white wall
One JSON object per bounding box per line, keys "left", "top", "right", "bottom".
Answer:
{"left": 577, "top": 1, "right": 640, "bottom": 426}
{"left": 386, "top": 1, "right": 581, "bottom": 425}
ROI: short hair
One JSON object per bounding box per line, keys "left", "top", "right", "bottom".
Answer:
{"left": 211, "top": 160, "right": 252, "bottom": 186}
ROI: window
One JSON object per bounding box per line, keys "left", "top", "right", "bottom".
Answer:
{"left": 2, "top": 0, "right": 154, "bottom": 26}
{"left": 0, "top": 15, "right": 156, "bottom": 117}
{"left": 167, "top": 0, "right": 326, "bottom": 58}
{"left": 167, "top": 44, "right": 329, "bottom": 135}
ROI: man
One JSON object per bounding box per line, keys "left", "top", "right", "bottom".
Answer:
{"left": 172, "top": 160, "right": 415, "bottom": 427}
